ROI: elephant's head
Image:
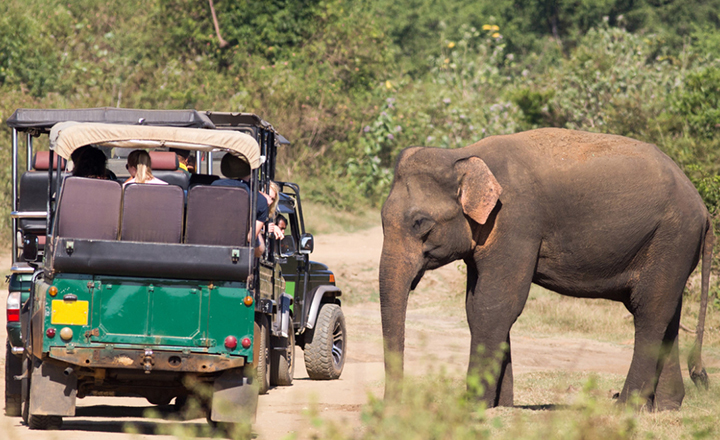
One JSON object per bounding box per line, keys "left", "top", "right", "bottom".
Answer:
{"left": 379, "top": 147, "right": 502, "bottom": 397}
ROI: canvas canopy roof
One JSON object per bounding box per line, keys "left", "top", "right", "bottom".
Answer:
{"left": 50, "top": 122, "right": 261, "bottom": 168}
{"left": 207, "top": 111, "right": 291, "bottom": 145}
{"left": 6, "top": 108, "right": 214, "bottom": 132}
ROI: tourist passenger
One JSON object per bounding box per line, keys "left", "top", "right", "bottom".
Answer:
{"left": 269, "top": 214, "right": 287, "bottom": 240}
{"left": 276, "top": 215, "right": 288, "bottom": 234}
{"left": 170, "top": 148, "right": 192, "bottom": 176}
{"left": 265, "top": 181, "right": 280, "bottom": 218}
{"left": 123, "top": 150, "right": 168, "bottom": 186}
{"left": 72, "top": 146, "right": 110, "bottom": 179}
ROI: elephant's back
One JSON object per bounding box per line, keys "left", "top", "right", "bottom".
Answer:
{"left": 469, "top": 128, "right": 708, "bottom": 232}
{"left": 518, "top": 128, "right": 659, "bottom": 165}
{"left": 479, "top": 128, "right": 700, "bottom": 203}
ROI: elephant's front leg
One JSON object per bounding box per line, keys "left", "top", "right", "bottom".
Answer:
{"left": 465, "top": 253, "right": 535, "bottom": 407}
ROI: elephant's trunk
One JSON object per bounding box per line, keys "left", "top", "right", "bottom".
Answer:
{"left": 379, "top": 238, "right": 423, "bottom": 400}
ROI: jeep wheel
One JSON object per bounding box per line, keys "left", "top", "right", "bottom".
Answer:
{"left": 5, "top": 340, "right": 22, "bottom": 416}
{"left": 270, "top": 328, "right": 295, "bottom": 386}
{"left": 304, "top": 304, "right": 346, "bottom": 380}
{"left": 252, "top": 314, "right": 271, "bottom": 394}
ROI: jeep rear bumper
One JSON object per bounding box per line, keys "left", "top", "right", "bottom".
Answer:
{"left": 49, "top": 346, "right": 245, "bottom": 373}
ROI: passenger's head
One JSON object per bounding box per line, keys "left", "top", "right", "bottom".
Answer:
{"left": 266, "top": 181, "right": 280, "bottom": 218}
{"left": 126, "top": 150, "right": 154, "bottom": 183}
{"left": 71, "top": 145, "right": 94, "bottom": 165}
{"left": 72, "top": 146, "right": 108, "bottom": 179}
{"left": 170, "top": 148, "right": 190, "bottom": 167}
{"left": 220, "top": 154, "right": 251, "bottom": 180}
{"left": 276, "top": 215, "right": 288, "bottom": 233}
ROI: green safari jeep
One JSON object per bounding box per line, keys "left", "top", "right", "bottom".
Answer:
{"left": 11, "top": 119, "right": 275, "bottom": 429}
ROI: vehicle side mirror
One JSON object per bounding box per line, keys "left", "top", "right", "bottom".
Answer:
{"left": 299, "top": 233, "right": 314, "bottom": 254}
{"left": 22, "top": 234, "right": 38, "bottom": 262}
{"left": 280, "top": 235, "right": 296, "bottom": 257}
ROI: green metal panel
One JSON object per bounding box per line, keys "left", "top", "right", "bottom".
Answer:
{"left": 41, "top": 275, "right": 254, "bottom": 360}
{"left": 91, "top": 276, "right": 205, "bottom": 347}
{"left": 207, "top": 283, "right": 255, "bottom": 360}
{"left": 93, "top": 280, "right": 149, "bottom": 339}
{"left": 149, "top": 284, "right": 203, "bottom": 338}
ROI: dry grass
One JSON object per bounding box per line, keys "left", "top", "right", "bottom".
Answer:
{"left": 301, "top": 201, "right": 379, "bottom": 235}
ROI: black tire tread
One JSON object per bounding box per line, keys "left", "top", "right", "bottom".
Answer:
{"left": 28, "top": 415, "right": 63, "bottom": 430}
{"left": 304, "top": 304, "right": 346, "bottom": 380}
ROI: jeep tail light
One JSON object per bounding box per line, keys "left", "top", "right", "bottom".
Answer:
{"left": 225, "top": 336, "right": 238, "bottom": 350}
{"left": 329, "top": 273, "right": 335, "bottom": 283}
{"left": 241, "top": 337, "right": 251, "bottom": 349}
{"left": 7, "top": 291, "right": 20, "bottom": 323}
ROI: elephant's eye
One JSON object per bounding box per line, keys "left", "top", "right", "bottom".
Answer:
{"left": 412, "top": 216, "right": 434, "bottom": 237}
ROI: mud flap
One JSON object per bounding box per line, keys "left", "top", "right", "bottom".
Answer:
{"left": 29, "top": 360, "right": 77, "bottom": 416}
{"left": 210, "top": 368, "right": 258, "bottom": 423}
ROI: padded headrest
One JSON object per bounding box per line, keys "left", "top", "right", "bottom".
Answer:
{"left": 33, "top": 151, "right": 66, "bottom": 171}
{"left": 148, "top": 151, "right": 179, "bottom": 171}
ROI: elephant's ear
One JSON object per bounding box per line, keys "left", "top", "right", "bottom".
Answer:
{"left": 455, "top": 157, "right": 503, "bottom": 225}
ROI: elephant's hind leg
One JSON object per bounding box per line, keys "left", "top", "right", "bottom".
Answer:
{"left": 652, "top": 300, "right": 684, "bottom": 411}
{"left": 620, "top": 278, "right": 686, "bottom": 410}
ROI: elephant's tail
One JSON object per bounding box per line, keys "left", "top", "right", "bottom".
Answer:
{"left": 689, "top": 218, "right": 714, "bottom": 390}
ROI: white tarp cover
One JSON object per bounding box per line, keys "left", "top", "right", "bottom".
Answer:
{"left": 49, "top": 121, "right": 261, "bottom": 168}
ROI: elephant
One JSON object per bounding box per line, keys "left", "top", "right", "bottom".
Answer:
{"left": 379, "top": 128, "right": 712, "bottom": 411}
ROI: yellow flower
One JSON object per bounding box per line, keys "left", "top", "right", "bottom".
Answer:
{"left": 492, "top": 32, "right": 501, "bottom": 38}
{"left": 385, "top": 80, "right": 392, "bottom": 89}
{"left": 491, "top": 25, "right": 500, "bottom": 31}
{"left": 482, "top": 24, "right": 492, "bottom": 30}
{"left": 444, "top": 58, "right": 450, "bottom": 64}
{"left": 448, "top": 42, "right": 456, "bottom": 48}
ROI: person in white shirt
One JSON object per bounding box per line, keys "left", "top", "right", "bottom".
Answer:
{"left": 123, "top": 150, "right": 168, "bottom": 187}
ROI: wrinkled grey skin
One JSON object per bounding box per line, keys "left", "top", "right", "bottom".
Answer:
{"left": 379, "top": 128, "right": 712, "bottom": 411}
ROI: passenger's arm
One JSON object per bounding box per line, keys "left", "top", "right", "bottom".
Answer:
{"left": 249, "top": 219, "right": 266, "bottom": 257}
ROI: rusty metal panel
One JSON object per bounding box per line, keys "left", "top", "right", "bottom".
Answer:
{"left": 49, "top": 346, "right": 245, "bottom": 373}
{"left": 29, "top": 360, "right": 76, "bottom": 416}
{"left": 211, "top": 368, "right": 258, "bottom": 423}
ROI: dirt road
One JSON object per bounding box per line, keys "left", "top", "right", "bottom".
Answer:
{"left": 0, "top": 224, "right": 634, "bottom": 439}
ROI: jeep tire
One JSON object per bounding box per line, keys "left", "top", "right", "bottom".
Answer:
{"left": 304, "top": 304, "right": 346, "bottom": 380}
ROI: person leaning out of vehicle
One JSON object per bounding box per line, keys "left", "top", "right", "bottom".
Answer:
{"left": 265, "top": 181, "right": 284, "bottom": 240}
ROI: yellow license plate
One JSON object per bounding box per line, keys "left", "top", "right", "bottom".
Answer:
{"left": 51, "top": 300, "right": 89, "bottom": 325}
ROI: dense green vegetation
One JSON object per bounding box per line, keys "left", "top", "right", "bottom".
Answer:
{"left": 1, "top": 0, "right": 720, "bottom": 242}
